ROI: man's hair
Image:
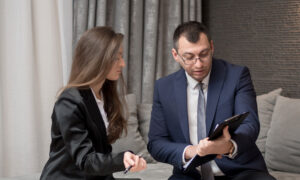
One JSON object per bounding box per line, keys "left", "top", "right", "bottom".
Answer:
{"left": 173, "top": 21, "right": 211, "bottom": 50}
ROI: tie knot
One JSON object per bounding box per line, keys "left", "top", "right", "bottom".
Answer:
{"left": 199, "top": 82, "right": 204, "bottom": 90}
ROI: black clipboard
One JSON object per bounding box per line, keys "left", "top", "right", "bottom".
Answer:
{"left": 183, "top": 112, "right": 249, "bottom": 172}
{"left": 208, "top": 112, "right": 249, "bottom": 140}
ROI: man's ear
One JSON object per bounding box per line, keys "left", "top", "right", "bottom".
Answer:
{"left": 210, "top": 40, "right": 214, "bottom": 55}
{"left": 171, "top": 48, "right": 180, "bottom": 63}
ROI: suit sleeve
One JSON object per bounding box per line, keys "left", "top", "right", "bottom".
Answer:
{"left": 147, "top": 81, "right": 189, "bottom": 170}
{"left": 53, "top": 97, "right": 125, "bottom": 176}
{"left": 232, "top": 67, "right": 260, "bottom": 154}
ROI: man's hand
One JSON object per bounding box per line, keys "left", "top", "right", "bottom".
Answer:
{"left": 196, "top": 126, "right": 233, "bottom": 158}
{"left": 184, "top": 145, "right": 198, "bottom": 161}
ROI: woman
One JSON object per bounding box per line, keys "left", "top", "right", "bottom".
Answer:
{"left": 40, "top": 27, "right": 147, "bottom": 180}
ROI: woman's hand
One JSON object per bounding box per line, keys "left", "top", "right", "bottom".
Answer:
{"left": 123, "top": 152, "right": 147, "bottom": 172}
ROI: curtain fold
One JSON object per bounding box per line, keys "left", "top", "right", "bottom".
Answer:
{"left": 73, "top": 0, "right": 202, "bottom": 103}
{"left": 128, "top": 0, "right": 145, "bottom": 102}
{"left": 114, "top": 0, "right": 130, "bottom": 84}
{"left": 142, "top": 0, "right": 159, "bottom": 103}
{"left": 58, "top": 0, "right": 73, "bottom": 85}
{"left": 0, "top": 0, "right": 68, "bottom": 177}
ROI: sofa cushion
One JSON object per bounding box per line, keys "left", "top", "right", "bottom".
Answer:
{"left": 269, "top": 170, "right": 300, "bottom": 180}
{"left": 265, "top": 95, "right": 300, "bottom": 173}
{"left": 111, "top": 94, "right": 154, "bottom": 162}
{"left": 137, "top": 104, "right": 152, "bottom": 144}
{"left": 256, "top": 88, "right": 282, "bottom": 157}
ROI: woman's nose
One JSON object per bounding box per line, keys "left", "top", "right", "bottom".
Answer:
{"left": 119, "top": 57, "right": 125, "bottom": 67}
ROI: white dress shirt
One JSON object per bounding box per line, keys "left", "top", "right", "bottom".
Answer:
{"left": 183, "top": 72, "right": 237, "bottom": 176}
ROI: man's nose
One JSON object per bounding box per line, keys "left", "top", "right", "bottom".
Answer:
{"left": 193, "top": 58, "right": 204, "bottom": 67}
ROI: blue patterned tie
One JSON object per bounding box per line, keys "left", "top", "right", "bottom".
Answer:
{"left": 197, "top": 83, "right": 214, "bottom": 180}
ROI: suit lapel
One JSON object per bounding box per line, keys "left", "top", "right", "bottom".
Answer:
{"left": 206, "top": 59, "right": 226, "bottom": 136}
{"left": 174, "top": 69, "right": 190, "bottom": 143}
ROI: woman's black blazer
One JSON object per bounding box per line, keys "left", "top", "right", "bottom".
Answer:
{"left": 40, "top": 88, "right": 125, "bottom": 180}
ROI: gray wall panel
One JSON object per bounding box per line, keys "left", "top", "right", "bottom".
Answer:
{"left": 203, "top": 0, "right": 300, "bottom": 98}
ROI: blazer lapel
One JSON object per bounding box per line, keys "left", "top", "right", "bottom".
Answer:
{"left": 79, "top": 89, "right": 108, "bottom": 138}
{"left": 174, "top": 69, "right": 190, "bottom": 143}
{"left": 206, "top": 59, "right": 226, "bottom": 136}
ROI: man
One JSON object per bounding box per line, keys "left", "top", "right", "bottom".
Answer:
{"left": 147, "top": 21, "right": 275, "bottom": 180}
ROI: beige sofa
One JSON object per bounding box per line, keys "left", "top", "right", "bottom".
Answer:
{"left": 1, "top": 89, "right": 300, "bottom": 180}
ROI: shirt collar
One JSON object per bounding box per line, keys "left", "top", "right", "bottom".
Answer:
{"left": 90, "top": 88, "right": 103, "bottom": 103}
{"left": 185, "top": 70, "right": 211, "bottom": 90}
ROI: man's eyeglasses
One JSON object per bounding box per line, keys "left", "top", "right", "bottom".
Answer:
{"left": 177, "top": 49, "right": 212, "bottom": 65}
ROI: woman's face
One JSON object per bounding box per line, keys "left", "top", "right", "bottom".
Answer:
{"left": 106, "top": 46, "right": 125, "bottom": 81}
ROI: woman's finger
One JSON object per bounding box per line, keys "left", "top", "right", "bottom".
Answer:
{"left": 130, "top": 156, "right": 147, "bottom": 172}
{"left": 123, "top": 152, "right": 135, "bottom": 168}
{"left": 140, "top": 158, "right": 147, "bottom": 169}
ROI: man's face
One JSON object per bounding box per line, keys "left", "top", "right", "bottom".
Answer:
{"left": 172, "top": 33, "right": 214, "bottom": 82}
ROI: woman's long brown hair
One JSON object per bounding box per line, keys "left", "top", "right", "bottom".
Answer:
{"left": 60, "top": 27, "right": 127, "bottom": 144}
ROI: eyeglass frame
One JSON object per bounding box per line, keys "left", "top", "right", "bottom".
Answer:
{"left": 176, "top": 48, "right": 213, "bottom": 65}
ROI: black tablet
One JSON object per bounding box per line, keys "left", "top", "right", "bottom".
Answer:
{"left": 208, "top": 112, "right": 249, "bottom": 140}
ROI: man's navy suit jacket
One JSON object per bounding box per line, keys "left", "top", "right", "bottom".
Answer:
{"left": 147, "top": 59, "right": 268, "bottom": 177}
